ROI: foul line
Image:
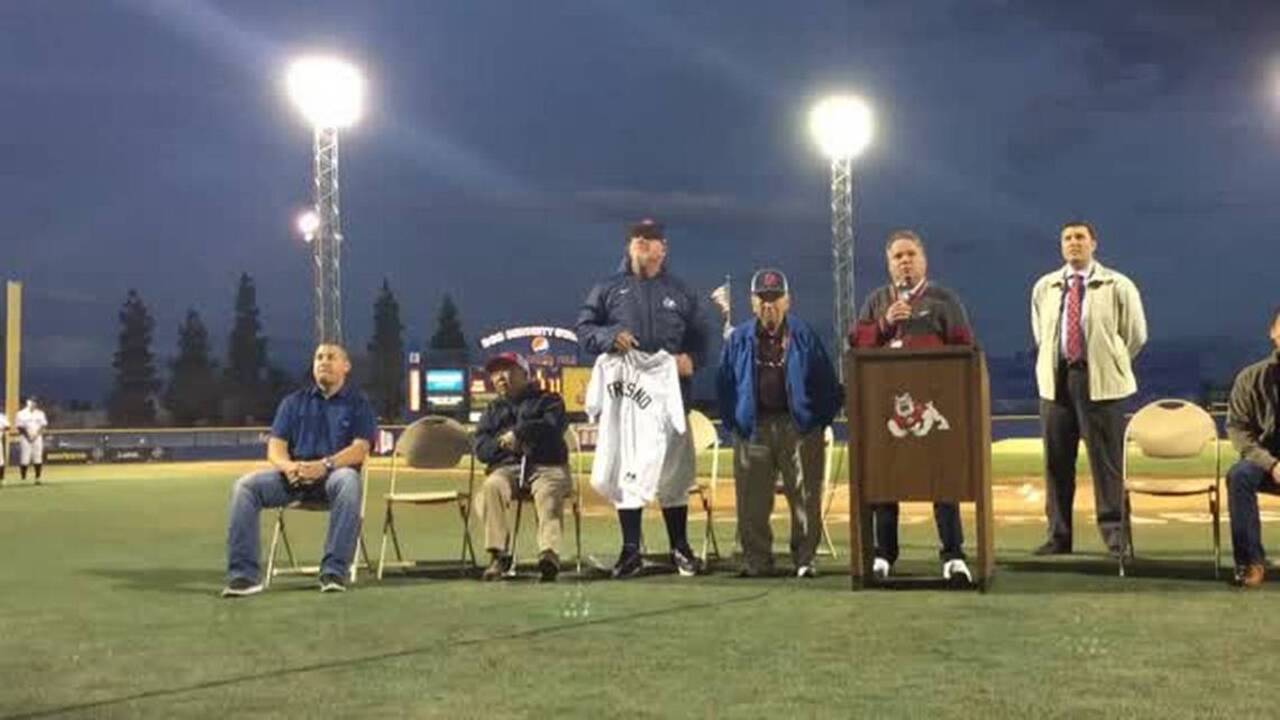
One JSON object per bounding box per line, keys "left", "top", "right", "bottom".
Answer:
{"left": 5, "top": 589, "right": 773, "bottom": 720}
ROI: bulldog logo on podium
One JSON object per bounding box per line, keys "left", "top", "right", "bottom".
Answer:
{"left": 887, "top": 392, "right": 951, "bottom": 438}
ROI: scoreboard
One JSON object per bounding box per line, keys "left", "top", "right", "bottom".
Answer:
{"left": 409, "top": 325, "right": 594, "bottom": 422}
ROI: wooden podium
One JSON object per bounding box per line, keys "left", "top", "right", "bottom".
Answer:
{"left": 844, "top": 346, "right": 994, "bottom": 590}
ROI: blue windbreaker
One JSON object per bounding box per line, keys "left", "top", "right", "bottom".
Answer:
{"left": 716, "top": 314, "right": 842, "bottom": 438}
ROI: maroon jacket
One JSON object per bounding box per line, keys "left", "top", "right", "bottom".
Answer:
{"left": 849, "top": 281, "right": 974, "bottom": 349}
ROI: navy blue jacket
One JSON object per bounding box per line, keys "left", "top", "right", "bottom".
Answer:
{"left": 474, "top": 386, "right": 569, "bottom": 473}
{"left": 716, "top": 314, "right": 842, "bottom": 439}
{"left": 575, "top": 257, "right": 709, "bottom": 401}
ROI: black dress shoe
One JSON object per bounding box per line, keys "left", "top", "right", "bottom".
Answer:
{"left": 1032, "top": 540, "right": 1072, "bottom": 556}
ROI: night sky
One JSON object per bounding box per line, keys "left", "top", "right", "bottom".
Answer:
{"left": 5, "top": 0, "right": 1280, "bottom": 401}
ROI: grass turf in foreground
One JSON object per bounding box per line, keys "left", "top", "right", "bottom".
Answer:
{"left": 0, "top": 463, "right": 1274, "bottom": 719}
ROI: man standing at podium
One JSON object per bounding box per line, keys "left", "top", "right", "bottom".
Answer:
{"left": 1030, "top": 221, "right": 1147, "bottom": 557}
{"left": 850, "top": 229, "right": 974, "bottom": 584}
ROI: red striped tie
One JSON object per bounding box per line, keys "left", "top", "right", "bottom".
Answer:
{"left": 1065, "top": 275, "right": 1083, "bottom": 363}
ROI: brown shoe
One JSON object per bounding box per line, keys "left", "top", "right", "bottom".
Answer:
{"left": 482, "top": 553, "right": 512, "bottom": 581}
{"left": 537, "top": 550, "right": 560, "bottom": 583}
{"left": 1235, "top": 564, "right": 1265, "bottom": 589}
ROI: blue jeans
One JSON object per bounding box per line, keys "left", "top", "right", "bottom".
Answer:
{"left": 225, "top": 467, "right": 363, "bottom": 582}
{"left": 1227, "top": 460, "right": 1280, "bottom": 567}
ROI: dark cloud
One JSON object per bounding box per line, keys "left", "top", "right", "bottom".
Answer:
{"left": 4, "top": 0, "right": 1280, "bottom": 402}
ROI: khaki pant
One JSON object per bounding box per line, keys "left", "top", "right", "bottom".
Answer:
{"left": 479, "top": 463, "right": 572, "bottom": 556}
{"left": 733, "top": 413, "right": 825, "bottom": 570}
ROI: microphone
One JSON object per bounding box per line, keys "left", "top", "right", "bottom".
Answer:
{"left": 890, "top": 279, "right": 912, "bottom": 347}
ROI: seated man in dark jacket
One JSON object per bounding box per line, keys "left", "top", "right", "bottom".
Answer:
{"left": 717, "top": 269, "right": 841, "bottom": 578}
{"left": 474, "top": 352, "right": 572, "bottom": 582}
{"left": 1224, "top": 306, "right": 1280, "bottom": 589}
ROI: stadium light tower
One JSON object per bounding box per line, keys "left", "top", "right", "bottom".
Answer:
{"left": 809, "top": 95, "right": 873, "bottom": 378}
{"left": 287, "top": 56, "right": 365, "bottom": 345}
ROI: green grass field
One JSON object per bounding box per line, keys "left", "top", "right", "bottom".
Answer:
{"left": 0, "top": 448, "right": 1274, "bottom": 719}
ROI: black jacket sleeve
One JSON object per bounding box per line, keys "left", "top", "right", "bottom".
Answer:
{"left": 514, "top": 392, "right": 568, "bottom": 454}
{"left": 575, "top": 280, "right": 624, "bottom": 356}
{"left": 473, "top": 405, "right": 505, "bottom": 466}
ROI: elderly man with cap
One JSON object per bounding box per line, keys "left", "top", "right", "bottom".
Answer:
{"left": 717, "top": 269, "right": 841, "bottom": 577}
{"left": 575, "top": 218, "right": 710, "bottom": 578}
{"left": 850, "top": 229, "right": 975, "bottom": 585}
{"left": 473, "top": 352, "right": 573, "bottom": 582}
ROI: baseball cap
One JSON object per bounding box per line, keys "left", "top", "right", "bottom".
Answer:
{"left": 750, "top": 268, "right": 789, "bottom": 300}
{"left": 627, "top": 218, "right": 666, "bottom": 241}
{"left": 484, "top": 352, "right": 530, "bottom": 374}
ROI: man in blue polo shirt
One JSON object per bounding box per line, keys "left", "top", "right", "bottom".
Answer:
{"left": 221, "top": 343, "right": 378, "bottom": 597}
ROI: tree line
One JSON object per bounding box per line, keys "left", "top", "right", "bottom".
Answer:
{"left": 107, "top": 274, "right": 468, "bottom": 426}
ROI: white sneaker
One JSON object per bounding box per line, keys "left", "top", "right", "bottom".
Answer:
{"left": 796, "top": 564, "right": 818, "bottom": 579}
{"left": 872, "top": 557, "right": 891, "bottom": 580}
{"left": 942, "top": 558, "right": 973, "bottom": 586}
{"left": 220, "top": 578, "right": 264, "bottom": 598}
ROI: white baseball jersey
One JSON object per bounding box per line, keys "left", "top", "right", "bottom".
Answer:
{"left": 16, "top": 407, "right": 47, "bottom": 437}
{"left": 586, "top": 350, "right": 691, "bottom": 509}
{"left": 16, "top": 407, "right": 47, "bottom": 465}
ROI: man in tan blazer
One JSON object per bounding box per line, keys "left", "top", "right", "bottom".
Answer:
{"left": 1031, "top": 221, "right": 1147, "bottom": 557}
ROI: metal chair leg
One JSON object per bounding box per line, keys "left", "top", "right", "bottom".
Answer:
{"left": 279, "top": 513, "right": 300, "bottom": 573}
{"left": 377, "top": 504, "right": 393, "bottom": 580}
{"left": 1211, "top": 489, "right": 1221, "bottom": 579}
{"left": 457, "top": 499, "right": 477, "bottom": 574}
{"left": 1118, "top": 494, "right": 1130, "bottom": 577}
{"left": 389, "top": 511, "right": 406, "bottom": 564}
{"left": 265, "top": 513, "right": 283, "bottom": 588}
{"left": 697, "top": 490, "right": 712, "bottom": 562}
{"left": 576, "top": 501, "right": 584, "bottom": 576}
{"left": 1125, "top": 492, "right": 1136, "bottom": 560}
{"left": 352, "top": 525, "right": 372, "bottom": 584}
{"left": 506, "top": 494, "right": 525, "bottom": 578}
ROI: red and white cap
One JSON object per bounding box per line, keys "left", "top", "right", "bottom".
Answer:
{"left": 483, "top": 352, "right": 530, "bottom": 374}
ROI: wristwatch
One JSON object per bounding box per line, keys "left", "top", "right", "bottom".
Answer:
{"left": 322, "top": 456, "right": 336, "bottom": 472}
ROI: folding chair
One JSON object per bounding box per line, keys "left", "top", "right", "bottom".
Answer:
{"left": 817, "top": 425, "right": 840, "bottom": 558}
{"left": 1119, "top": 398, "right": 1222, "bottom": 578}
{"left": 506, "top": 430, "right": 584, "bottom": 577}
{"left": 376, "top": 416, "right": 478, "bottom": 579}
{"left": 264, "top": 464, "right": 372, "bottom": 588}
{"left": 686, "top": 410, "right": 723, "bottom": 563}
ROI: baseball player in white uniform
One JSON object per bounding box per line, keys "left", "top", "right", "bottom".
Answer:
{"left": 16, "top": 398, "right": 48, "bottom": 483}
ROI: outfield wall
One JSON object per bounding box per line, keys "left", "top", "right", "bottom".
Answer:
{"left": 18, "top": 412, "right": 1228, "bottom": 464}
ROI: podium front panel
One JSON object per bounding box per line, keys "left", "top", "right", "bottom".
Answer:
{"left": 848, "top": 350, "right": 978, "bottom": 503}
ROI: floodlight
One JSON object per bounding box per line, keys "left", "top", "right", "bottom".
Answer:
{"left": 297, "top": 209, "right": 320, "bottom": 239}
{"left": 809, "top": 95, "right": 874, "bottom": 160}
{"left": 287, "top": 57, "right": 365, "bottom": 129}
